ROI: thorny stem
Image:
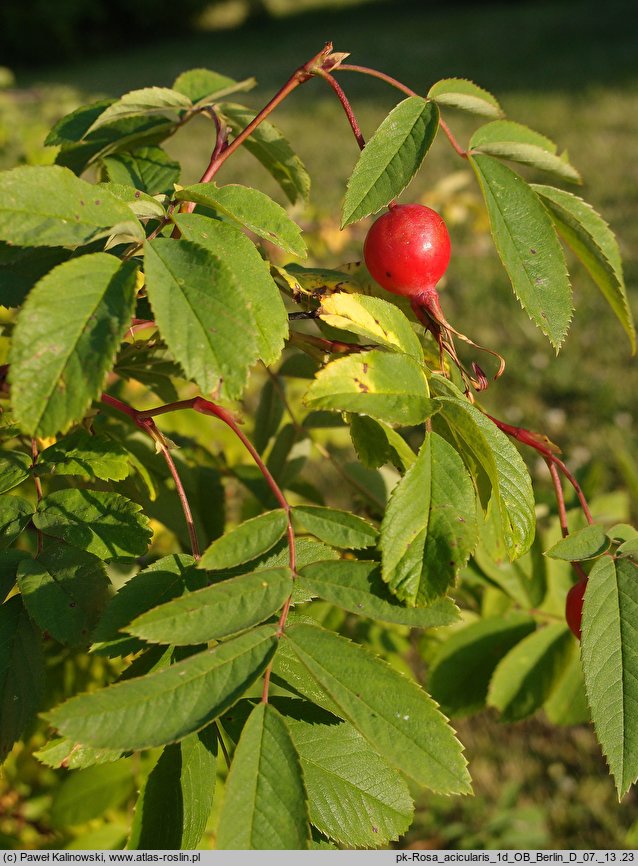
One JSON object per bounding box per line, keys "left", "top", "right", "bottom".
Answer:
{"left": 314, "top": 69, "right": 366, "bottom": 150}
{"left": 546, "top": 458, "right": 589, "bottom": 582}
{"left": 30, "top": 439, "right": 43, "bottom": 554}
{"left": 335, "top": 63, "right": 468, "bottom": 157}
{"left": 100, "top": 394, "right": 201, "bottom": 560}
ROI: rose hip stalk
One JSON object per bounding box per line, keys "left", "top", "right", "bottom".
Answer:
{"left": 364, "top": 202, "right": 504, "bottom": 393}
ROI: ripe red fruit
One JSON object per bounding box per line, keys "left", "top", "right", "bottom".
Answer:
{"left": 364, "top": 203, "right": 451, "bottom": 301}
{"left": 565, "top": 578, "right": 588, "bottom": 640}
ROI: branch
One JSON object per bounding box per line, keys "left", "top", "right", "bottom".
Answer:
{"left": 485, "top": 413, "right": 594, "bottom": 526}
{"left": 100, "top": 394, "right": 201, "bottom": 560}
{"left": 192, "top": 42, "right": 335, "bottom": 185}
{"left": 314, "top": 69, "right": 365, "bottom": 150}
{"left": 335, "top": 63, "right": 467, "bottom": 157}
{"left": 546, "top": 458, "right": 589, "bottom": 582}
{"left": 107, "top": 393, "right": 299, "bottom": 702}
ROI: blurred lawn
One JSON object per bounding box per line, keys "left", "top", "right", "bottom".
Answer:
{"left": 2, "top": 0, "right": 638, "bottom": 849}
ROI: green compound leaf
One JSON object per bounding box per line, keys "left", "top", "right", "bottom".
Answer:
{"left": 581, "top": 556, "right": 638, "bottom": 798}
{"left": 86, "top": 87, "right": 192, "bottom": 134}
{"left": 487, "top": 624, "right": 574, "bottom": 722}
{"left": 127, "top": 567, "right": 292, "bottom": 646}
{"left": 304, "top": 349, "right": 433, "bottom": 426}
{"left": 350, "top": 415, "right": 416, "bottom": 472}
{"left": 173, "top": 69, "right": 255, "bottom": 103}
{"left": 174, "top": 183, "right": 306, "bottom": 258}
{"left": 217, "top": 703, "right": 309, "bottom": 850}
{"left": 91, "top": 555, "right": 202, "bottom": 657}
{"left": 380, "top": 431, "right": 478, "bottom": 605}
{"left": 533, "top": 183, "right": 636, "bottom": 354}
{"left": 46, "top": 99, "right": 116, "bottom": 146}
{"left": 129, "top": 725, "right": 217, "bottom": 850}
{"left": 431, "top": 376, "right": 536, "bottom": 562}
{"left": 50, "top": 760, "right": 134, "bottom": 829}
{"left": 100, "top": 146, "right": 180, "bottom": 197}
{"left": 0, "top": 496, "right": 33, "bottom": 550}
{"left": 428, "top": 614, "right": 536, "bottom": 717}
{"left": 427, "top": 78, "right": 503, "bottom": 118}
{"left": 283, "top": 703, "right": 413, "bottom": 847}
{"left": 17, "top": 545, "right": 110, "bottom": 647}
{"left": 318, "top": 292, "right": 423, "bottom": 361}
{"left": 38, "top": 430, "right": 130, "bottom": 481}
{"left": 45, "top": 624, "right": 278, "bottom": 751}
{"left": 0, "top": 450, "right": 31, "bottom": 494}
{"left": 291, "top": 506, "right": 377, "bottom": 550}
{"left": 0, "top": 247, "right": 69, "bottom": 308}
{"left": 0, "top": 595, "right": 45, "bottom": 760}
{"left": 342, "top": 97, "right": 439, "bottom": 227}
{"left": 470, "top": 153, "right": 572, "bottom": 350}
{"left": 34, "top": 488, "right": 152, "bottom": 561}
{"left": 35, "top": 737, "right": 123, "bottom": 771}
{"left": 219, "top": 102, "right": 310, "bottom": 205}
{"left": 0, "top": 166, "right": 143, "bottom": 248}
{"left": 144, "top": 238, "right": 258, "bottom": 400}
{"left": 174, "top": 214, "right": 288, "bottom": 367}
{"left": 545, "top": 524, "right": 610, "bottom": 561}
{"left": 53, "top": 108, "right": 177, "bottom": 175}
{"left": 470, "top": 120, "right": 581, "bottom": 184}
{"left": 298, "top": 560, "right": 459, "bottom": 629}
{"left": 198, "top": 510, "right": 288, "bottom": 571}
{"left": 543, "top": 651, "right": 591, "bottom": 726}
{"left": 471, "top": 537, "right": 546, "bottom": 609}
{"left": 283, "top": 622, "right": 471, "bottom": 794}
{"left": 99, "top": 182, "right": 167, "bottom": 221}
{"left": 9, "top": 254, "right": 138, "bottom": 437}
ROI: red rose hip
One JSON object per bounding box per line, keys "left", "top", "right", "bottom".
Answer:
{"left": 364, "top": 203, "right": 451, "bottom": 300}
{"left": 565, "top": 578, "right": 587, "bottom": 640}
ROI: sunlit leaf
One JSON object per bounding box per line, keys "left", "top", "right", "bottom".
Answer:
{"left": 217, "top": 703, "right": 309, "bottom": 849}
{"left": 581, "top": 556, "right": 638, "bottom": 797}
{"left": 342, "top": 98, "right": 439, "bottom": 227}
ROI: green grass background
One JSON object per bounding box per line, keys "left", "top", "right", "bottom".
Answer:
{"left": 2, "top": 0, "right": 638, "bottom": 849}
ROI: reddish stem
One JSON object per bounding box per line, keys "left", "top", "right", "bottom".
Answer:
{"left": 315, "top": 69, "right": 365, "bottom": 150}
{"left": 486, "top": 413, "right": 595, "bottom": 526}
{"left": 335, "top": 63, "right": 467, "bottom": 157}
{"left": 100, "top": 394, "right": 201, "bottom": 560}
{"left": 546, "top": 458, "right": 589, "bottom": 582}
{"left": 196, "top": 43, "right": 334, "bottom": 185}
{"left": 177, "top": 109, "right": 228, "bottom": 226}
{"left": 118, "top": 394, "right": 299, "bottom": 701}
{"left": 336, "top": 63, "right": 417, "bottom": 97}
{"left": 438, "top": 118, "right": 468, "bottom": 158}
{"left": 156, "top": 436, "right": 201, "bottom": 560}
